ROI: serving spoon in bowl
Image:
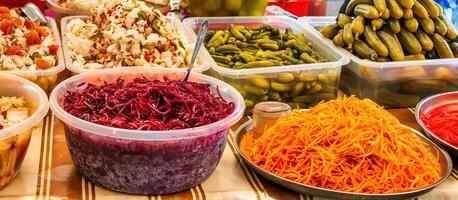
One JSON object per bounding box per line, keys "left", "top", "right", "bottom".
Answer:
{"left": 21, "top": 3, "right": 47, "bottom": 25}
{"left": 183, "top": 19, "right": 209, "bottom": 82}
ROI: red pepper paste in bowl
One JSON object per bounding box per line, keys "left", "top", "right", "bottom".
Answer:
{"left": 420, "top": 102, "right": 458, "bottom": 147}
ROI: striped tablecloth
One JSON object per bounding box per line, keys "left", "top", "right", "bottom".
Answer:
{"left": 1, "top": 108, "right": 457, "bottom": 200}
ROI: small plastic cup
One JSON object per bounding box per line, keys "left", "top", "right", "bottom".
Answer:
{"left": 253, "top": 102, "right": 291, "bottom": 134}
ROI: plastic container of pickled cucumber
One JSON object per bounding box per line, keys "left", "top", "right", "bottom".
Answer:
{"left": 188, "top": 0, "right": 268, "bottom": 17}
{"left": 182, "top": 16, "right": 349, "bottom": 114}
{"left": 1, "top": 17, "right": 66, "bottom": 95}
{"left": 61, "top": 16, "right": 212, "bottom": 76}
{"left": 0, "top": 74, "right": 49, "bottom": 189}
{"left": 298, "top": 16, "right": 458, "bottom": 108}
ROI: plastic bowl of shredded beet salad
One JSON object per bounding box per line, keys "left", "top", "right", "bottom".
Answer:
{"left": 49, "top": 67, "right": 245, "bottom": 195}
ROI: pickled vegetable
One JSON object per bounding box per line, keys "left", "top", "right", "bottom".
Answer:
{"left": 190, "top": 0, "right": 267, "bottom": 17}
{"left": 214, "top": 69, "right": 339, "bottom": 114}
{"left": 205, "top": 25, "right": 328, "bottom": 69}
{"left": 321, "top": 0, "right": 457, "bottom": 62}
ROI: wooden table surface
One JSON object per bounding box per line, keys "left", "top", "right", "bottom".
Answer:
{"left": 1, "top": 108, "right": 457, "bottom": 200}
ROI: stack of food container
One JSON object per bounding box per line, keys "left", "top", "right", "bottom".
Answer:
{"left": 54, "top": 0, "right": 244, "bottom": 194}
{"left": 0, "top": 0, "right": 457, "bottom": 198}
{"left": 1, "top": 0, "right": 240, "bottom": 193}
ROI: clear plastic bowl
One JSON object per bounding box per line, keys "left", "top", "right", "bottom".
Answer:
{"left": 61, "top": 16, "right": 212, "bottom": 76}
{"left": 298, "top": 16, "right": 458, "bottom": 108}
{"left": 46, "top": 0, "right": 90, "bottom": 28}
{"left": 182, "top": 16, "right": 349, "bottom": 114}
{"left": 49, "top": 67, "right": 245, "bottom": 194}
{"left": 3, "top": 17, "right": 66, "bottom": 95}
{"left": 0, "top": 74, "right": 49, "bottom": 189}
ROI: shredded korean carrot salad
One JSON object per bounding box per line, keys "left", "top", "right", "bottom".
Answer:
{"left": 242, "top": 96, "right": 441, "bottom": 194}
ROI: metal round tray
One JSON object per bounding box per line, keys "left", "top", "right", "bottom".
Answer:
{"left": 415, "top": 91, "right": 458, "bottom": 157}
{"left": 233, "top": 120, "right": 453, "bottom": 200}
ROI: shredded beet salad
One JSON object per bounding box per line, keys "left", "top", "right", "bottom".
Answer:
{"left": 63, "top": 77, "right": 235, "bottom": 130}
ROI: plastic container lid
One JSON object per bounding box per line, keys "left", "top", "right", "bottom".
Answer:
{"left": 253, "top": 101, "right": 291, "bottom": 117}
{"left": 49, "top": 67, "right": 245, "bottom": 141}
{"left": 61, "top": 16, "right": 212, "bottom": 74}
{"left": 0, "top": 74, "right": 49, "bottom": 141}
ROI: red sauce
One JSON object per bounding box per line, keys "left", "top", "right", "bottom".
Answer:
{"left": 420, "top": 102, "right": 458, "bottom": 147}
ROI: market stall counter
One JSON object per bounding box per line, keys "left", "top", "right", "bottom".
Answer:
{"left": 0, "top": 106, "right": 457, "bottom": 200}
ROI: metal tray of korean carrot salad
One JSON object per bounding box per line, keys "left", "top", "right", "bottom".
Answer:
{"left": 233, "top": 114, "right": 452, "bottom": 200}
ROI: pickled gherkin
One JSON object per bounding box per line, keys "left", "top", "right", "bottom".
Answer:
{"left": 218, "top": 70, "right": 339, "bottom": 114}
{"left": 189, "top": 0, "right": 267, "bottom": 17}
{"left": 203, "top": 25, "right": 328, "bottom": 69}
{"left": 248, "top": 77, "right": 270, "bottom": 89}
{"left": 318, "top": 0, "right": 457, "bottom": 63}
{"left": 276, "top": 73, "right": 295, "bottom": 83}
{"left": 311, "top": 0, "right": 458, "bottom": 109}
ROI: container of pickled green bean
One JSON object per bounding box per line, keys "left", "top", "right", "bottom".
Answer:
{"left": 182, "top": 17, "right": 349, "bottom": 114}
{"left": 188, "top": 0, "right": 268, "bottom": 17}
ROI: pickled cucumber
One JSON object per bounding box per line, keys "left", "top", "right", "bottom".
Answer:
{"left": 320, "top": 0, "right": 454, "bottom": 63}
{"left": 189, "top": 0, "right": 267, "bottom": 17}
{"left": 401, "top": 80, "right": 447, "bottom": 94}
{"left": 377, "top": 89, "right": 421, "bottom": 107}
{"left": 229, "top": 70, "right": 338, "bottom": 114}
{"left": 224, "top": 0, "right": 242, "bottom": 11}
{"left": 248, "top": 77, "right": 270, "bottom": 89}
{"left": 204, "top": 24, "right": 327, "bottom": 69}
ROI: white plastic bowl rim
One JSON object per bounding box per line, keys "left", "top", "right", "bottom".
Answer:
{"left": 50, "top": 67, "right": 246, "bottom": 141}
{"left": 0, "top": 74, "right": 49, "bottom": 141}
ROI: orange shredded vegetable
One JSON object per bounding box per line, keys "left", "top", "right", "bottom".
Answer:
{"left": 242, "top": 96, "right": 441, "bottom": 194}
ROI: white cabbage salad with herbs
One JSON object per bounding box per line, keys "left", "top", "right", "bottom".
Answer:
{"left": 66, "top": 0, "right": 196, "bottom": 70}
